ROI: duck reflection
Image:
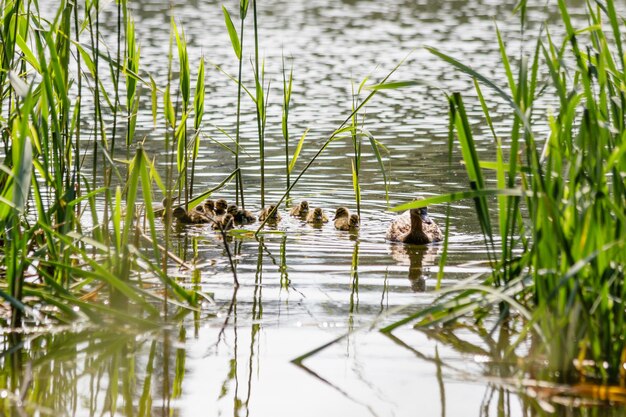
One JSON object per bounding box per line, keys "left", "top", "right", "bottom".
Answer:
{"left": 389, "top": 244, "right": 440, "bottom": 292}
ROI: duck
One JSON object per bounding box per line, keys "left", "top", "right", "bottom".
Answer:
{"left": 214, "top": 199, "right": 228, "bottom": 216}
{"left": 333, "top": 207, "right": 360, "bottom": 231}
{"left": 172, "top": 206, "right": 210, "bottom": 225}
{"left": 227, "top": 204, "right": 239, "bottom": 217}
{"left": 223, "top": 204, "right": 256, "bottom": 225}
{"left": 348, "top": 214, "right": 360, "bottom": 229}
{"left": 306, "top": 207, "right": 328, "bottom": 224}
{"left": 155, "top": 196, "right": 176, "bottom": 217}
{"left": 289, "top": 201, "right": 309, "bottom": 217}
{"left": 259, "top": 205, "right": 281, "bottom": 222}
{"left": 333, "top": 207, "right": 350, "bottom": 230}
{"left": 386, "top": 201, "right": 442, "bottom": 244}
{"left": 201, "top": 199, "right": 216, "bottom": 217}
{"left": 212, "top": 213, "right": 235, "bottom": 231}
{"left": 234, "top": 208, "right": 256, "bottom": 225}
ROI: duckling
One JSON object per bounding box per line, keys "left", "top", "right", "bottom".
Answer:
{"left": 342, "top": 214, "right": 360, "bottom": 230}
{"left": 234, "top": 208, "right": 256, "bottom": 225}
{"left": 192, "top": 200, "right": 209, "bottom": 215}
{"left": 333, "top": 207, "right": 351, "bottom": 230}
{"left": 386, "top": 204, "right": 442, "bottom": 245}
{"left": 201, "top": 199, "right": 216, "bottom": 217}
{"left": 289, "top": 201, "right": 309, "bottom": 217}
{"left": 214, "top": 199, "right": 228, "bottom": 216}
{"left": 212, "top": 213, "right": 235, "bottom": 231}
{"left": 259, "top": 205, "right": 281, "bottom": 222}
{"left": 172, "top": 206, "right": 210, "bottom": 225}
{"left": 155, "top": 196, "right": 176, "bottom": 217}
{"left": 227, "top": 204, "right": 239, "bottom": 216}
{"left": 306, "top": 207, "right": 329, "bottom": 224}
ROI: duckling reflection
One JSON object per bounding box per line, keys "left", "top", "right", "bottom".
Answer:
{"left": 389, "top": 244, "right": 440, "bottom": 292}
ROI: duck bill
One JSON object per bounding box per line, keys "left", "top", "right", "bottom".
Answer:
{"left": 420, "top": 213, "right": 433, "bottom": 224}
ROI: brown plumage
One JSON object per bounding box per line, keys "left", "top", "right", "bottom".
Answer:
{"left": 259, "top": 205, "right": 281, "bottom": 222}
{"left": 234, "top": 209, "right": 256, "bottom": 225}
{"left": 334, "top": 207, "right": 360, "bottom": 231}
{"left": 202, "top": 199, "right": 216, "bottom": 217}
{"left": 172, "top": 206, "right": 210, "bottom": 224}
{"left": 212, "top": 213, "right": 234, "bottom": 231}
{"left": 289, "top": 201, "right": 309, "bottom": 217}
{"left": 386, "top": 205, "right": 442, "bottom": 244}
{"left": 333, "top": 207, "right": 350, "bottom": 230}
{"left": 221, "top": 204, "right": 255, "bottom": 225}
{"left": 306, "top": 207, "right": 328, "bottom": 224}
{"left": 214, "top": 199, "right": 228, "bottom": 216}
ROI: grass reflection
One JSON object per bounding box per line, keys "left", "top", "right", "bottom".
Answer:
{"left": 0, "top": 322, "right": 190, "bottom": 417}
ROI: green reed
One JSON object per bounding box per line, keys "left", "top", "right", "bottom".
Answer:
{"left": 383, "top": 0, "right": 626, "bottom": 386}
{"left": 252, "top": 0, "right": 266, "bottom": 207}
{"left": 0, "top": 0, "right": 202, "bottom": 329}
{"left": 223, "top": 0, "right": 249, "bottom": 208}
{"left": 281, "top": 54, "right": 309, "bottom": 204}
{"left": 282, "top": 54, "right": 293, "bottom": 201}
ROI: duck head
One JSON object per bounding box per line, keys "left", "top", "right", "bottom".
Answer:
{"left": 312, "top": 207, "right": 325, "bottom": 220}
{"left": 409, "top": 207, "right": 432, "bottom": 225}
{"left": 172, "top": 206, "right": 187, "bottom": 220}
{"left": 333, "top": 207, "right": 350, "bottom": 220}
{"left": 215, "top": 199, "right": 228, "bottom": 213}
{"left": 227, "top": 204, "right": 238, "bottom": 215}
{"left": 203, "top": 199, "right": 215, "bottom": 211}
{"left": 265, "top": 205, "right": 279, "bottom": 219}
{"left": 162, "top": 196, "right": 177, "bottom": 208}
{"left": 300, "top": 201, "right": 309, "bottom": 212}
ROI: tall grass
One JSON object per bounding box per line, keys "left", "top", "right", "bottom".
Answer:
{"left": 0, "top": 0, "right": 202, "bottom": 328}
{"left": 384, "top": 0, "right": 626, "bottom": 386}
{"left": 222, "top": 0, "right": 249, "bottom": 208}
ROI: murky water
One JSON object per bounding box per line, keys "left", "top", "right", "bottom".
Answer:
{"left": 3, "top": 0, "right": 626, "bottom": 416}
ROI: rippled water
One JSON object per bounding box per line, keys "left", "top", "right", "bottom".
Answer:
{"left": 3, "top": 0, "right": 625, "bottom": 416}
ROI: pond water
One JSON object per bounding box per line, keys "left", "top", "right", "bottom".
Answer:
{"left": 3, "top": 0, "right": 625, "bottom": 416}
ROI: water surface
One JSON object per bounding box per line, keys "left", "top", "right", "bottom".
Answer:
{"left": 3, "top": 1, "right": 624, "bottom": 416}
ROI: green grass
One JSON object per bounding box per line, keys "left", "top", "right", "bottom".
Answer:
{"left": 383, "top": 0, "right": 626, "bottom": 387}
{"left": 0, "top": 0, "right": 200, "bottom": 327}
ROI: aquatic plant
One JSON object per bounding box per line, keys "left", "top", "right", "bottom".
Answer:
{"left": 281, "top": 54, "right": 308, "bottom": 204}
{"left": 384, "top": 0, "right": 626, "bottom": 386}
{"left": 222, "top": 0, "right": 249, "bottom": 208}
{"left": 0, "top": 0, "right": 205, "bottom": 328}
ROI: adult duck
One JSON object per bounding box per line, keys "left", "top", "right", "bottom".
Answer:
{"left": 386, "top": 202, "right": 442, "bottom": 244}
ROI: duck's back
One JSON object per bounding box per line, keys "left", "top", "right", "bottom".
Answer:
{"left": 422, "top": 221, "right": 443, "bottom": 242}
{"left": 386, "top": 212, "right": 411, "bottom": 241}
